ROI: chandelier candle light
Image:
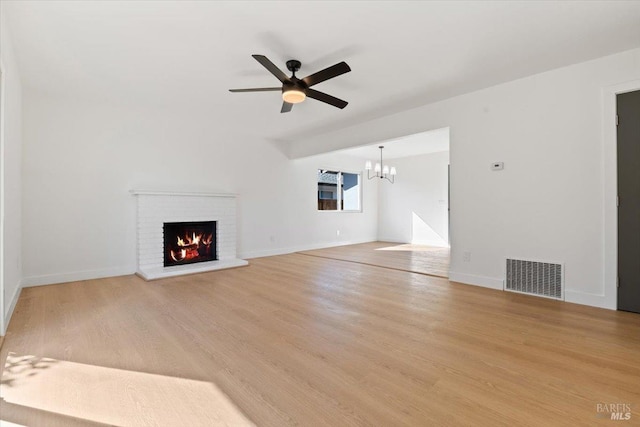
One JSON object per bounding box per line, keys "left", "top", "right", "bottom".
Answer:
{"left": 365, "top": 146, "right": 396, "bottom": 183}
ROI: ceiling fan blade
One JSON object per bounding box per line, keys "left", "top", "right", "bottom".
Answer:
{"left": 252, "top": 55, "right": 290, "bottom": 83}
{"left": 229, "top": 87, "right": 281, "bottom": 93}
{"left": 302, "top": 62, "right": 351, "bottom": 87}
{"left": 281, "top": 102, "right": 293, "bottom": 113}
{"left": 306, "top": 89, "right": 348, "bottom": 109}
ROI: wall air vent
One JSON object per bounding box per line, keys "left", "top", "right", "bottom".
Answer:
{"left": 505, "top": 258, "right": 564, "bottom": 300}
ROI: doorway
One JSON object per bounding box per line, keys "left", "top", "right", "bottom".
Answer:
{"left": 617, "top": 89, "right": 640, "bottom": 313}
{"left": 308, "top": 127, "right": 451, "bottom": 278}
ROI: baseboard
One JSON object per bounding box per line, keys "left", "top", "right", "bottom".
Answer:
{"left": 19, "top": 240, "right": 377, "bottom": 285}
{"left": 564, "top": 290, "right": 615, "bottom": 310}
{"left": 449, "top": 272, "right": 615, "bottom": 310}
{"left": 375, "top": 237, "right": 449, "bottom": 248}
{"left": 21, "top": 265, "right": 136, "bottom": 288}
{"left": 2, "top": 283, "right": 21, "bottom": 335}
{"left": 411, "top": 240, "right": 449, "bottom": 248}
{"left": 448, "top": 271, "right": 504, "bottom": 290}
{"left": 375, "top": 237, "right": 407, "bottom": 244}
{"left": 240, "top": 238, "right": 377, "bottom": 260}
{"left": 238, "top": 247, "right": 293, "bottom": 260}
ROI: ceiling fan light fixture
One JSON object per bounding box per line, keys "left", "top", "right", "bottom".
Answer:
{"left": 282, "top": 89, "right": 306, "bottom": 104}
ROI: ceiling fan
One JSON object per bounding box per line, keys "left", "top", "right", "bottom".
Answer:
{"left": 229, "top": 55, "right": 351, "bottom": 113}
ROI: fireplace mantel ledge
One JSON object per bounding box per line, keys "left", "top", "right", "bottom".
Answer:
{"left": 130, "top": 190, "right": 237, "bottom": 198}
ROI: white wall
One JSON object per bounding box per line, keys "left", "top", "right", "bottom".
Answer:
{"left": 378, "top": 151, "right": 449, "bottom": 247}
{"left": 21, "top": 94, "right": 377, "bottom": 286}
{"left": 288, "top": 48, "right": 640, "bottom": 309}
{"left": 0, "top": 4, "right": 23, "bottom": 335}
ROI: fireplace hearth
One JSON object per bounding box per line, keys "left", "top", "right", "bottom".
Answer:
{"left": 163, "top": 221, "right": 217, "bottom": 267}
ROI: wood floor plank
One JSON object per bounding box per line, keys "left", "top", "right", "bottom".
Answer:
{"left": 1, "top": 252, "right": 639, "bottom": 426}
{"left": 299, "top": 241, "right": 450, "bottom": 278}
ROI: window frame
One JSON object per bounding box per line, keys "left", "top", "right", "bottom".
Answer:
{"left": 317, "top": 168, "right": 363, "bottom": 213}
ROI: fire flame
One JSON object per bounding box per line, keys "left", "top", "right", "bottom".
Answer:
{"left": 176, "top": 232, "right": 212, "bottom": 247}
{"left": 169, "top": 231, "right": 213, "bottom": 263}
{"left": 170, "top": 249, "right": 187, "bottom": 262}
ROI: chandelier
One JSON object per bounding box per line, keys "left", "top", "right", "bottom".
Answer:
{"left": 365, "top": 146, "right": 396, "bottom": 183}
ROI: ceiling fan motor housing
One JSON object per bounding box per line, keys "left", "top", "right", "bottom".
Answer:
{"left": 286, "top": 59, "right": 302, "bottom": 73}
{"left": 284, "top": 60, "right": 306, "bottom": 95}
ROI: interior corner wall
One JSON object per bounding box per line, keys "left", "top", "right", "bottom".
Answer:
{"left": 377, "top": 151, "right": 450, "bottom": 246}
{"left": 288, "top": 48, "right": 640, "bottom": 310}
{"left": 0, "top": 5, "right": 23, "bottom": 335}
{"left": 20, "top": 94, "right": 377, "bottom": 286}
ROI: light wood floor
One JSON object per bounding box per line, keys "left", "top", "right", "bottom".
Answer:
{"left": 299, "top": 241, "right": 450, "bottom": 278}
{"left": 1, "top": 254, "right": 640, "bottom": 426}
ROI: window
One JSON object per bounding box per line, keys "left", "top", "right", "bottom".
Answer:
{"left": 317, "top": 170, "right": 361, "bottom": 212}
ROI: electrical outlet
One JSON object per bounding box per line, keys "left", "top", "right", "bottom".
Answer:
{"left": 269, "top": 235, "right": 275, "bottom": 243}
{"left": 336, "top": 230, "right": 340, "bottom": 236}
{"left": 463, "top": 251, "right": 471, "bottom": 262}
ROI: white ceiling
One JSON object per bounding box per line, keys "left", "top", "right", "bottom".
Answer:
{"left": 339, "top": 127, "right": 449, "bottom": 161}
{"left": 5, "top": 1, "right": 640, "bottom": 150}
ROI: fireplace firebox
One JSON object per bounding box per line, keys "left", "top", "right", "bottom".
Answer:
{"left": 163, "top": 221, "right": 217, "bottom": 267}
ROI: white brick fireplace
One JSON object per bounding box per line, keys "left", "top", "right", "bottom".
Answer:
{"left": 131, "top": 190, "right": 248, "bottom": 280}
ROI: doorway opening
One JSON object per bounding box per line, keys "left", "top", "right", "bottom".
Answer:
{"left": 308, "top": 127, "right": 451, "bottom": 278}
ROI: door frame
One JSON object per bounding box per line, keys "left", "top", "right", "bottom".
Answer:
{"left": 603, "top": 80, "right": 640, "bottom": 310}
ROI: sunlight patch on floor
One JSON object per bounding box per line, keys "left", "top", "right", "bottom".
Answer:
{"left": 1, "top": 353, "right": 254, "bottom": 426}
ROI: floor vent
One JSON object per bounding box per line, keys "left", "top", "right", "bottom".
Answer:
{"left": 505, "top": 258, "right": 563, "bottom": 300}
